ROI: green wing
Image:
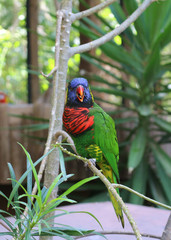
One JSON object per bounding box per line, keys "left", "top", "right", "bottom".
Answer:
{"left": 89, "top": 103, "right": 120, "bottom": 181}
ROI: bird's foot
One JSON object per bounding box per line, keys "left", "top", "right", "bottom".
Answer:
{"left": 89, "top": 158, "right": 96, "bottom": 165}
{"left": 84, "top": 158, "right": 96, "bottom": 167}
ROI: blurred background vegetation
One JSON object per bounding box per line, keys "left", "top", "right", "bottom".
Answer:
{"left": 0, "top": 0, "right": 171, "bottom": 208}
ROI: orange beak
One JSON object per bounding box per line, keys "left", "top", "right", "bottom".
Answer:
{"left": 76, "top": 85, "right": 84, "bottom": 102}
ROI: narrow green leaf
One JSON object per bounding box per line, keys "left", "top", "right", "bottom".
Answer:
{"left": 129, "top": 160, "right": 148, "bottom": 204}
{"left": 128, "top": 127, "right": 147, "bottom": 170}
{"left": 7, "top": 123, "right": 49, "bottom": 132}
{"left": 152, "top": 115, "right": 171, "bottom": 133}
{"left": 0, "top": 214, "right": 15, "bottom": 232}
{"left": 150, "top": 142, "right": 171, "bottom": 178}
{"left": 18, "top": 143, "right": 41, "bottom": 199}
{"left": 8, "top": 113, "right": 49, "bottom": 122}
{"left": 8, "top": 147, "right": 54, "bottom": 208}
{"left": 44, "top": 173, "right": 62, "bottom": 204}
{"left": 60, "top": 176, "right": 98, "bottom": 199}
{"left": 59, "top": 149, "right": 67, "bottom": 181}
{"left": 155, "top": 159, "right": 171, "bottom": 204}
{"left": 91, "top": 85, "right": 138, "bottom": 101}
{"left": 0, "top": 232, "right": 14, "bottom": 236}
{"left": 7, "top": 166, "right": 23, "bottom": 234}
{"left": 149, "top": 168, "right": 168, "bottom": 205}
{"left": 70, "top": 211, "right": 103, "bottom": 230}
{"left": 27, "top": 155, "right": 32, "bottom": 213}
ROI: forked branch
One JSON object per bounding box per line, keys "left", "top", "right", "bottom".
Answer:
{"left": 71, "top": 0, "right": 117, "bottom": 22}
{"left": 70, "top": 0, "right": 154, "bottom": 56}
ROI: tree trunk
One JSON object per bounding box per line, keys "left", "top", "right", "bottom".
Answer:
{"left": 26, "top": 0, "right": 40, "bottom": 103}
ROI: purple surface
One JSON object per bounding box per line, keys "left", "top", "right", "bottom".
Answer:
{"left": 0, "top": 202, "right": 170, "bottom": 239}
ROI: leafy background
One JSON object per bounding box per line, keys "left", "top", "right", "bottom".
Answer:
{"left": 0, "top": 0, "right": 171, "bottom": 207}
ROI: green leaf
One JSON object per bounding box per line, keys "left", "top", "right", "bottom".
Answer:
{"left": 0, "top": 214, "right": 15, "bottom": 233}
{"left": 150, "top": 142, "right": 171, "bottom": 178}
{"left": 59, "top": 149, "right": 67, "bottom": 181}
{"left": 27, "top": 154, "right": 32, "bottom": 214}
{"left": 152, "top": 116, "right": 171, "bottom": 133}
{"left": 7, "top": 163, "right": 21, "bottom": 225}
{"left": 8, "top": 147, "right": 55, "bottom": 208}
{"left": 128, "top": 127, "right": 147, "bottom": 170}
{"left": 0, "top": 232, "right": 14, "bottom": 236}
{"left": 18, "top": 143, "right": 41, "bottom": 199}
{"left": 70, "top": 210, "right": 103, "bottom": 230}
{"left": 137, "top": 104, "right": 152, "bottom": 116}
{"left": 155, "top": 159, "right": 171, "bottom": 204}
{"left": 43, "top": 173, "right": 62, "bottom": 204}
{"left": 149, "top": 168, "right": 168, "bottom": 206}
{"left": 91, "top": 85, "right": 138, "bottom": 101}
{"left": 129, "top": 159, "right": 148, "bottom": 204}
{"left": 60, "top": 176, "right": 98, "bottom": 198}
{"left": 8, "top": 113, "right": 49, "bottom": 122}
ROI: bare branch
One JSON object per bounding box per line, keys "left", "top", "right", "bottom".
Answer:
{"left": 70, "top": 0, "right": 154, "bottom": 56}
{"left": 112, "top": 184, "right": 171, "bottom": 210}
{"left": 53, "top": 130, "right": 77, "bottom": 153}
{"left": 41, "top": 66, "right": 57, "bottom": 78}
{"left": 75, "top": 231, "right": 161, "bottom": 239}
{"left": 71, "top": 0, "right": 117, "bottom": 23}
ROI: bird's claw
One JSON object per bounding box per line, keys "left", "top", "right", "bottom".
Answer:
{"left": 84, "top": 158, "right": 96, "bottom": 167}
{"left": 90, "top": 158, "right": 96, "bottom": 165}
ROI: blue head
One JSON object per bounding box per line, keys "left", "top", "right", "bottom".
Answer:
{"left": 66, "top": 78, "right": 94, "bottom": 108}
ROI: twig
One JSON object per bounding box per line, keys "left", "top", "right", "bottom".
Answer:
{"left": 55, "top": 143, "right": 142, "bottom": 240}
{"left": 112, "top": 184, "right": 171, "bottom": 210}
{"left": 71, "top": 0, "right": 117, "bottom": 22}
{"left": 75, "top": 230, "right": 161, "bottom": 239}
{"left": 53, "top": 130, "right": 77, "bottom": 153}
{"left": 70, "top": 0, "right": 154, "bottom": 56}
{"left": 41, "top": 66, "right": 57, "bottom": 78}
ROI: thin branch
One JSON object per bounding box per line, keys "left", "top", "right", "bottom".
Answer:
{"left": 75, "top": 230, "right": 161, "bottom": 239}
{"left": 70, "top": 0, "right": 154, "bottom": 56}
{"left": 55, "top": 142, "right": 142, "bottom": 240}
{"left": 41, "top": 66, "right": 57, "bottom": 78}
{"left": 71, "top": 0, "right": 117, "bottom": 22}
{"left": 112, "top": 184, "right": 171, "bottom": 211}
{"left": 53, "top": 130, "right": 77, "bottom": 153}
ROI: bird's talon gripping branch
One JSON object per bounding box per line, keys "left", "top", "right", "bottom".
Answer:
{"left": 89, "top": 158, "right": 96, "bottom": 166}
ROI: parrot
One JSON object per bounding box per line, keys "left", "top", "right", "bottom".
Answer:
{"left": 63, "top": 77, "right": 124, "bottom": 227}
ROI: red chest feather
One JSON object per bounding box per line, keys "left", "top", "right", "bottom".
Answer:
{"left": 63, "top": 107, "right": 94, "bottom": 136}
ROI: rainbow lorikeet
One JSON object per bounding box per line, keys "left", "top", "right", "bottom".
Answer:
{"left": 63, "top": 78, "right": 124, "bottom": 227}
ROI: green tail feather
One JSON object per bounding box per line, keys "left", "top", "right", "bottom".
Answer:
{"left": 109, "top": 191, "right": 124, "bottom": 228}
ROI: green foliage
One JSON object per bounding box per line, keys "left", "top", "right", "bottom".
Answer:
{"left": 74, "top": 0, "right": 171, "bottom": 205}
{"left": 0, "top": 0, "right": 80, "bottom": 102}
{"left": 0, "top": 144, "right": 104, "bottom": 239}
{"left": 0, "top": 0, "right": 27, "bottom": 102}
